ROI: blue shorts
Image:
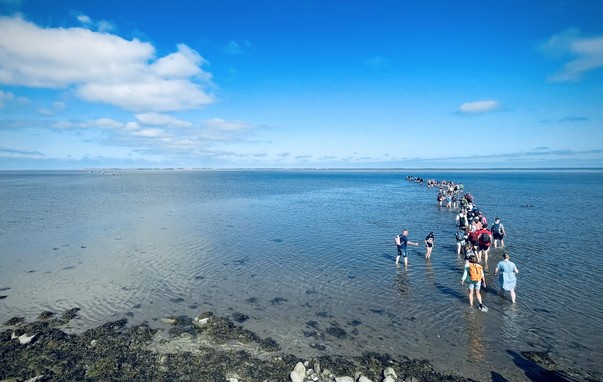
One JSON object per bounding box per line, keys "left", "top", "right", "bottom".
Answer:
{"left": 468, "top": 281, "right": 482, "bottom": 290}
{"left": 397, "top": 247, "right": 408, "bottom": 258}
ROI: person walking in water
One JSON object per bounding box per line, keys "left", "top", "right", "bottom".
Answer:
{"left": 476, "top": 224, "right": 492, "bottom": 263}
{"left": 424, "top": 231, "right": 435, "bottom": 259}
{"left": 461, "top": 254, "right": 487, "bottom": 311}
{"left": 395, "top": 229, "right": 420, "bottom": 267}
{"left": 494, "top": 253, "right": 519, "bottom": 303}
{"left": 491, "top": 217, "right": 506, "bottom": 248}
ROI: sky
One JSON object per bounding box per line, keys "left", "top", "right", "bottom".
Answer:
{"left": 1, "top": 0, "right": 602, "bottom": 169}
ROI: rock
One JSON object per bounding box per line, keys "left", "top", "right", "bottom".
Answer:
{"left": 290, "top": 362, "right": 306, "bottom": 382}
{"left": 358, "top": 376, "right": 373, "bottom": 382}
{"left": 24, "top": 377, "right": 45, "bottom": 382}
{"left": 160, "top": 317, "right": 177, "bottom": 325}
{"left": 313, "top": 360, "right": 321, "bottom": 375}
{"left": 383, "top": 377, "right": 396, "bottom": 382}
{"left": 335, "top": 377, "right": 354, "bottom": 382}
{"left": 17, "top": 333, "right": 36, "bottom": 345}
{"left": 383, "top": 367, "right": 397, "bottom": 379}
{"left": 193, "top": 315, "right": 211, "bottom": 329}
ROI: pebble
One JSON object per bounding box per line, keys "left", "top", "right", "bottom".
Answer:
{"left": 383, "top": 367, "right": 397, "bottom": 379}
{"left": 290, "top": 362, "right": 306, "bottom": 382}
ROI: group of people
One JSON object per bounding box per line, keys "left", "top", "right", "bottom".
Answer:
{"left": 397, "top": 177, "right": 520, "bottom": 309}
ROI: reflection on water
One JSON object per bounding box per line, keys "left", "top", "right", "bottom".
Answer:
{"left": 465, "top": 309, "right": 486, "bottom": 362}
{"left": 394, "top": 270, "right": 410, "bottom": 298}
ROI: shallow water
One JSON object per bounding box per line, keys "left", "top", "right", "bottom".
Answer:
{"left": 1, "top": 169, "right": 602, "bottom": 381}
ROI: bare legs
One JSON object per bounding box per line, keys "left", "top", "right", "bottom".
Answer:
{"left": 499, "top": 288, "right": 516, "bottom": 304}
{"left": 468, "top": 287, "right": 483, "bottom": 306}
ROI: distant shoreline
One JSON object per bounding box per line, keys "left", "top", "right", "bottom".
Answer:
{"left": 1, "top": 167, "right": 602, "bottom": 173}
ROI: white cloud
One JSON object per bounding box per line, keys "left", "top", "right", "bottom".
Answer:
{"left": 134, "top": 113, "right": 193, "bottom": 128}
{"left": 133, "top": 128, "right": 166, "bottom": 138}
{"left": 541, "top": 28, "right": 603, "bottom": 82}
{"left": 203, "top": 117, "right": 254, "bottom": 131}
{"left": 458, "top": 100, "right": 501, "bottom": 114}
{"left": 199, "top": 118, "right": 257, "bottom": 142}
{"left": 0, "top": 16, "right": 214, "bottom": 112}
{"left": 76, "top": 14, "right": 92, "bottom": 26}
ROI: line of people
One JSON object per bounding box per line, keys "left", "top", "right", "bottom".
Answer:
{"left": 398, "top": 177, "right": 520, "bottom": 308}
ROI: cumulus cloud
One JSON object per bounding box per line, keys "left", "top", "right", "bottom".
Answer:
{"left": 541, "top": 28, "right": 603, "bottom": 82}
{"left": 0, "top": 16, "right": 214, "bottom": 112}
{"left": 48, "top": 114, "right": 259, "bottom": 155}
{"left": 458, "top": 100, "right": 501, "bottom": 114}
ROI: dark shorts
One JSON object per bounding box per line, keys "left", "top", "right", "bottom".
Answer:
{"left": 478, "top": 243, "right": 490, "bottom": 251}
{"left": 426, "top": 242, "right": 433, "bottom": 248}
{"left": 493, "top": 233, "right": 504, "bottom": 240}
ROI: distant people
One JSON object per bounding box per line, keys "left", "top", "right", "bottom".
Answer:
{"left": 476, "top": 224, "right": 492, "bottom": 263}
{"left": 452, "top": 194, "right": 459, "bottom": 209}
{"left": 494, "top": 253, "right": 519, "bottom": 303}
{"left": 461, "top": 254, "right": 487, "bottom": 311}
{"left": 424, "top": 232, "right": 435, "bottom": 259}
{"left": 395, "top": 229, "right": 420, "bottom": 267}
{"left": 491, "top": 217, "right": 506, "bottom": 248}
{"left": 437, "top": 192, "right": 444, "bottom": 206}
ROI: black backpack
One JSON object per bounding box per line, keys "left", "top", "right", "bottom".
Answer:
{"left": 479, "top": 232, "right": 491, "bottom": 243}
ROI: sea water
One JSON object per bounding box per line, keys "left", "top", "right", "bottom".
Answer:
{"left": 1, "top": 169, "right": 602, "bottom": 381}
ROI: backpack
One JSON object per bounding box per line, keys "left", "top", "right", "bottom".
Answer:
{"left": 394, "top": 235, "right": 401, "bottom": 246}
{"left": 492, "top": 223, "right": 502, "bottom": 235}
{"left": 456, "top": 231, "right": 465, "bottom": 241}
{"left": 468, "top": 263, "right": 482, "bottom": 282}
{"left": 479, "top": 232, "right": 491, "bottom": 243}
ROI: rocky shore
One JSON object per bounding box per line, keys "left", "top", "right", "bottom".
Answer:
{"left": 0, "top": 308, "right": 593, "bottom": 382}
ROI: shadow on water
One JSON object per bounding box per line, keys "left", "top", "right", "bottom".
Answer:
{"left": 490, "top": 371, "right": 509, "bottom": 382}
{"left": 434, "top": 281, "right": 466, "bottom": 302}
{"left": 507, "top": 350, "right": 576, "bottom": 382}
{"left": 381, "top": 252, "right": 397, "bottom": 263}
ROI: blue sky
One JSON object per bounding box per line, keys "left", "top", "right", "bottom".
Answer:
{"left": 1, "top": 0, "right": 602, "bottom": 169}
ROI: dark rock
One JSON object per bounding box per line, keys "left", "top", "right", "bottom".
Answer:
{"left": 3, "top": 316, "right": 25, "bottom": 326}
{"left": 326, "top": 326, "right": 347, "bottom": 339}
{"left": 231, "top": 312, "right": 249, "bottom": 323}
{"left": 36, "top": 311, "right": 55, "bottom": 320}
